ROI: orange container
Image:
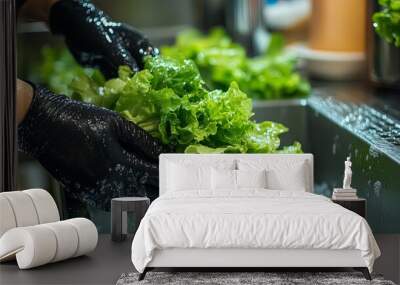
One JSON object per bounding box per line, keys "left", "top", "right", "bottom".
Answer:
{"left": 309, "top": 0, "right": 366, "bottom": 52}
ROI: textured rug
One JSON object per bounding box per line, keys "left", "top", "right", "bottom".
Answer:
{"left": 116, "top": 272, "right": 396, "bottom": 285}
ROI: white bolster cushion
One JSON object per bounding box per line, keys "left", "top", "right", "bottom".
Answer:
{"left": 65, "top": 218, "right": 98, "bottom": 257}
{"left": 0, "top": 218, "right": 98, "bottom": 269}
{"left": 0, "top": 225, "right": 57, "bottom": 268}
{"left": 23, "top": 189, "right": 60, "bottom": 224}
{"left": 42, "top": 221, "right": 79, "bottom": 262}
{"left": 0, "top": 191, "right": 39, "bottom": 228}
{"left": 0, "top": 189, "right": 60, "bottom": 238}
{"left": 0, "top": 196, "right": 17, "bottom": 237}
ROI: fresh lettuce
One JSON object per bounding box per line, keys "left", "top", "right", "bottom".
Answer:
{"left": 161, "top": 28, "right": 310, "bottom": 100}
{"left": 33, "top": 47, "right": 105, "bottom": 96}
{"left": 373, "top": 0, "right": 400, "bottom": 47}
{"left": 35, "top": 47, "right": 302, "bottom": 154}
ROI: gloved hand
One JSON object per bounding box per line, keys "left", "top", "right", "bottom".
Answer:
{"left": 48, "top": 0, "right": 159, "bottom": 78}
{"left": 18, "top": 83, "right": 168, "bottom": 210}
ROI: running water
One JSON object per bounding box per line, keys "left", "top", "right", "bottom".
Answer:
{"left": 308, "top": 95, "right": 400, "bottom": 164}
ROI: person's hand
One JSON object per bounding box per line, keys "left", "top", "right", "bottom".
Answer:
{"left": 18, "top": 83, "right": 168, "bottom": 210}
{"left": 48, "top": 0, "right": 159, "bottom": 78}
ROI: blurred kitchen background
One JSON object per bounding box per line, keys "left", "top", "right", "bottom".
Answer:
{"left": 14, "top": 0, "right": 400, "bottom": 282}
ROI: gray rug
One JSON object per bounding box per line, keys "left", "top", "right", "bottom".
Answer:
{"left": 116, "top": 272, "right": 396, "bottom": 285}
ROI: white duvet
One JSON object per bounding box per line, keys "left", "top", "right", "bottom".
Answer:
{"left": 131, "top": 190, "right": 380, "bottom": 273}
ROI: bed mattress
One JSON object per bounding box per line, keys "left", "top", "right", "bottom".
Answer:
{"left": 131, "top": 190, "right": 380, "bottom": 273}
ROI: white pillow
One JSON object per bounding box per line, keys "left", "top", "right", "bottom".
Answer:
{"left": 167, "top": 163, "right": 212, "bottom": 191}
{"left": 238, "top": 159, "right": 309, "bottom": 192}
{"left": 236, "top": 169, "right": 267, "bottom": 189}
{"left": 266, "top": 162, "right": 307, "bottom": 191}
{"left": 212, "top": 168, "right": 237, "bottom": 190}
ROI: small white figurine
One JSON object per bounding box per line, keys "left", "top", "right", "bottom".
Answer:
{"left": 343, "top": 156, "right": 353, "bottom": 189}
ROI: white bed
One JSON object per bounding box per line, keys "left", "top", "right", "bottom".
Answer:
{"left": 131, "top": 154, "right": 380, "bottom": 280}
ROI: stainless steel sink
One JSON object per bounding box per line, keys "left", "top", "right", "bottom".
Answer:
{"left": 253, "top": 92, "right": 400, "bottom": 234}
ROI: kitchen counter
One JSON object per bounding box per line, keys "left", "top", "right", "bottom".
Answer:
{"left": 0, "top": 234, "right": 133, "bottom": 285}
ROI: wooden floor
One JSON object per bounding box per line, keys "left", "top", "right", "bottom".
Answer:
{"left": 0, "top": 234, "right": 398, "bottom": 285}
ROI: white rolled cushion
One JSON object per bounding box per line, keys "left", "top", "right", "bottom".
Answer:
{"left": 0, "top": 218, "right": 97, "bottom": 269}
{"left": 64, "top": 218, "right": 98, "bottom": 257}
{"left": 0, "top": 191, "right": 39, "bottom": 227}
{"left": 236, "top": 169, "right": 267, "bottom": 189}
{"left": 167, "top": 162, "right": 212, "bottom": 191}
{"left": 23, "top": 189, "right": 60, "bottom": 224}
{"left": 0, "top": 196, "right": 17, "bottom": 237}
{"left": 42, "top": 221, "right": 79, "bottom": 262}
{"left": 212, "top": 168, "right": 237, "bottom": 190}
{"left": 0, "top": 226, "right": 57, "bottom": 269}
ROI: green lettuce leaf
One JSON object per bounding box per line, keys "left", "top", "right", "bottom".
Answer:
{"left": 161, "top": 28, "right": 310, "bottom": 100}
{"left": 36, "top": 47, "right": 302, "bottom": 154}
{"left": 373, "top": 0, "right": 400, "bottom": 47}
{"left": 34, "top": 46, "right": 105, "bottom": 96}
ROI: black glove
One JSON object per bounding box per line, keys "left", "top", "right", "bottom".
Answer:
{"left": 48, "top": 0, "right": 159, "bottom": 78}
{"left": 18, "top": 84, "right": 167, "bottom": 210}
